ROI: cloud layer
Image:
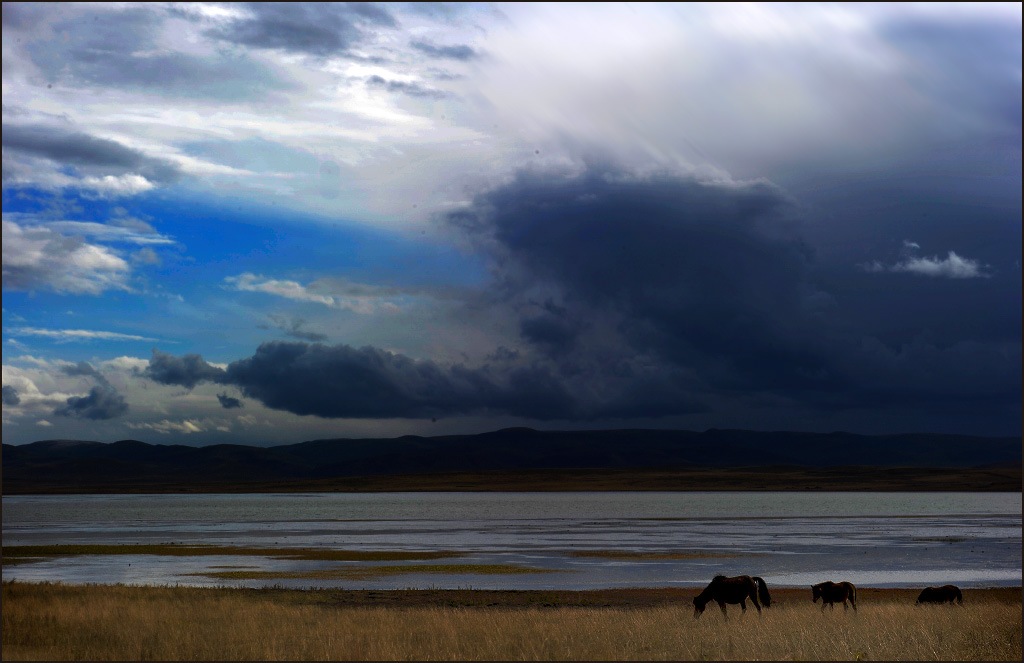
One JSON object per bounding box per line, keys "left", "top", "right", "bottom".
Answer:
{"left": 134, "top": 165, "right": 1018, "bottom": 430}
{"left": 2, "top": 3, "right": 1020, "bottom": 444}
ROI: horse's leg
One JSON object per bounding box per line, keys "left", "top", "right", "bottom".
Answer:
{"left": 843, "top": 599, "right": 849, "bottom": 612}
{"left": 740, "top": 598, "right": 747, "bottom": 612}
{"left": 718, "top": 600, "right": 728, "bottom": 620}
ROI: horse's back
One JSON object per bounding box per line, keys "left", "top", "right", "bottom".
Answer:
{"left": 917, "top": 585, "right": 962, "bottom": 604}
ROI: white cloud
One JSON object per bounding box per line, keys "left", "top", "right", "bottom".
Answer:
{"left": 126, "top": 419, "right": 205, "bottom": 434}
{"left": 2, "top": 219, "right": 131, "bottom": 294}
{"left": 226, "top": 273, "right": 335, "bottom": 307}
{"left": 863, "top": 251, "right": 990, "bottom": 279}
{"left": 224, "top": 273, "right": 402, "bottom": 314}
{"left": 35, "top": 419, "right": 53, "bottom": 427}
{"left": 1, "top": 364, "right": 79, "bottom": 411}
{"left": 11, "top": 327, "right": 160, "bottom": 342}
{"left": 893, "top": 251, "right": 989, "bottom": 279}
{"left": 79, "top": 174, "right": 155, "bottom": 197}
{"left": 1, "top": 154, "right": 163, "bottom": 199}
{"left": 35, "top": 219, "right": 175, "bottom": 246}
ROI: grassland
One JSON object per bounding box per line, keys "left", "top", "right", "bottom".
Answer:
{"left": 2, "top": 582, "right": 1019, "bottom": 661}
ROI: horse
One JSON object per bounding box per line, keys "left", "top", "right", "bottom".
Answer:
{"left": 692, "top": 575, "right": 772, "bottom": 619}
{"left": 811, "top": 581, "right": 857, "bottom": 612}
{"left": 916, "top": 585, "right": 963, "bottom": 605}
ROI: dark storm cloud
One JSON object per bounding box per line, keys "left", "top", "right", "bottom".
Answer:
{"left": 53, "top": 361, "right": 129, "bottom": 419}
{"left": 129, "top": 162, "right": 1018, "bottom": 431}
{"left": 2, "top": 124, "right": 180, "bottom": 183}
{"left": 835, "top": 336, "right": 1020, "bottom": 408}
{"left": 224, "top": 341, "right": 575, "bottom": 420}
{"left": 143, "top": 342, "right": 577, "bottom": 420}
{"left": 447, "top": 164, "right": 1021, "bottom": 428}
{"left": 452, "top": 167, "right": 826, "bottom": 391}
{"left": 209, "top": 3, "right": 396, "bottom": 57}
{"left": 18, "top": 5, "right": 286, "bottom": 100}
{"left": 217, "top": 392, "right": 243, "bottom": 409}
{"left": 410, "top": 40, "right": 478, "bottom": 61}
{"left": 365, "top": 75, "right": 449, "bottom": 99}
{"left": 144, "top": 350, "right": 227, "bottom": 390}
{"left": 54, "top": 385, "right": 128, "bottom": 420}
{"left": 518, "top": 300, "right": 579, "bottom": 354}
{"left": 486, "top": 346, "right": 520, "bottom": 362}
{"left": 2, "top": 385, "right": 20, "bottom": 406}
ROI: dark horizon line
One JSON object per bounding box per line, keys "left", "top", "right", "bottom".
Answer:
{"left": 5, "top": 425, "right": 1020, "bottom": 449}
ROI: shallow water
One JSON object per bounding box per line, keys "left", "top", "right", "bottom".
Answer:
{"left": 3, "top": 492, "right": 1020, "bottom": 590}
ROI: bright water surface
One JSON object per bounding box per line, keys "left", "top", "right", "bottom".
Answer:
{"left": 3, "top": 492, "right": 1020, "bottom": 590}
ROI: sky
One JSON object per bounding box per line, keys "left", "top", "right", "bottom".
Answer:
{"left": 2, "top": 2, "right": 1021, "bottom": 446}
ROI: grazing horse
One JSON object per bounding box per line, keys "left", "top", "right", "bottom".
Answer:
{"left": 811, "top": 581, "right": 857, "bottom": 612}
{"left": 916, "top": 585, "right": 963, "bottom": 605}
{"left": 692, "top": 575, "right": 772, "bottom": 619}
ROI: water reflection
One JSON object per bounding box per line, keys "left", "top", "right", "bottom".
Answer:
{"left": 3, "top": 492, "right": 1020, "bottom": 590}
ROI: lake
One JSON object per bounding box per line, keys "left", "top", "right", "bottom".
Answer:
{"left": 3, "top": 492, "right": 1020, "bottom": 591}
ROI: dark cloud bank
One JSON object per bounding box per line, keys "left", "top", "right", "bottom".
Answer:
{"left": 2, "top": 385, "right": 20, "bottom": 406}
{"left": 145, "top": 166, "right": 1021, "bottom": 434}
{"left": 410, "top": 39, "right": 478, "bottom": 61}
{"left": 2, "top": 123, "right": 181, "bottom": 184}
{"left": 53, "top": 362, "right": 129, "bottom": 420}
{"left": 54, "top": 385, "right": 128, "bottom": 420}
{"left": 4, "top": 4, "right": 288, "bottom": 101}
{"left": 216, "top": 392, "right": 243, "bottom": 409}
{"left": 207, "top": 2, "right": 395, "bottom": 56}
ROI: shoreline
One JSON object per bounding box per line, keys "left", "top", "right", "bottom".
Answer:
{"left": 3, "top": 582, "right": 1020, "bottom": 607}
{"left": 3, "top": 465, "right": 1020, "bottom": 494}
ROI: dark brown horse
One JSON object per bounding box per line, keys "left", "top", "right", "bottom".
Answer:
{"left": 693, "top": 575, "right": 772, "bottom": 619}
{"left": 811, "top": 581, "right": 857, "bottom": 612}
{"left": 916, "top": 585, "right": 963, "bottom": 605}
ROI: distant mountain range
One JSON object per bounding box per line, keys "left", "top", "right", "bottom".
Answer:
{"left": 3, "top": 428, "right": 1020, "bottom": 493}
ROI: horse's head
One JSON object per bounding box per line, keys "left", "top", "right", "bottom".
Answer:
{"left": 692, "top": 595, "right": 707, "bottom": 619}
{"left": 811, "top": 584, "right": 821, "bottom": 603}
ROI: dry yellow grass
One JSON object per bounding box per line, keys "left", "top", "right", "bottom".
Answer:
{"left": 2, "top": 582, "right": 1020, "bottom": 661}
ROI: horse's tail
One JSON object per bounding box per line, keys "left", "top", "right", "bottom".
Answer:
{"left": 849, "top": 582, "right": 857, "bottom": 610}
{"left": 955, "top": 587, "right": 963, "bottom": 605}
{"left": 753, "top": 576, "right": 771, "bottom": 608}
